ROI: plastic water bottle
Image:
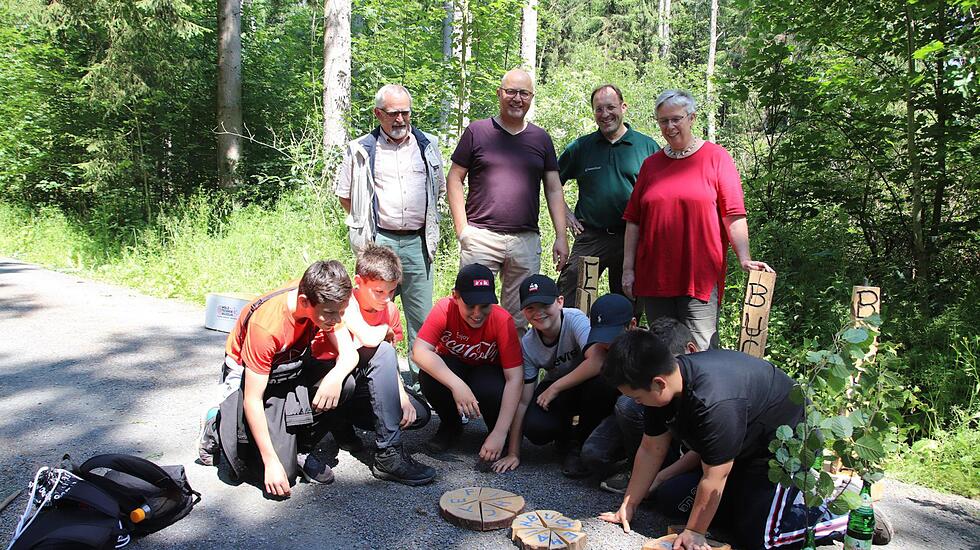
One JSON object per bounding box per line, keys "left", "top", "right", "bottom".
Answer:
{"left": 129, "top": 504, "right": 152, "bottom": 523}
{"left": 843, "top": 484, "right": 874, "bottom": 549}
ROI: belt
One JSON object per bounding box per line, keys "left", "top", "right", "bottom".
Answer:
{"left": 378, "top": 227, "right": 423, "bottom": 236}
{"left": 583, "top": 224, "right": 625, "bottom": 235}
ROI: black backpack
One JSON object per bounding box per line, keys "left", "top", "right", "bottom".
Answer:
{"left": 8, "top": 454, "right": 200, "bottom": 549}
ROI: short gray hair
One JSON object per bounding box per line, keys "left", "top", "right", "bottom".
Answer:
{"left": 655, "top": 89, "right": 697, "bottom": 115}
{"left": 374, "top": 84, "right": 413, "bottom": 109}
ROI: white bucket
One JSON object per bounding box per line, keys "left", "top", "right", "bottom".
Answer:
{"left": 204, "top": 293, "right": 255, "bottom": 333}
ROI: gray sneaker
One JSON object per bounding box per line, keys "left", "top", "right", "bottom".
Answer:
{"left": 372, "top": 445, "right": 436, "bottom": 486}
{"left": 600, "top": 469, "right": 631, "bottom": 494}
{"left": 196, "top": 407, "right": 220, "bottom": 466}
{"left": 297, "top": 452, "right": 335, "bottom": 484}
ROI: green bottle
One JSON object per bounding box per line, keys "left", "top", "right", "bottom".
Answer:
{"left": 843, "top": 484, "right": 875, "bottom": 550}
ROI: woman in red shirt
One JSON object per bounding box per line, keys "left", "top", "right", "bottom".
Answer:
{"left": 622, "top": 89, "right": 773, "bottom": 350}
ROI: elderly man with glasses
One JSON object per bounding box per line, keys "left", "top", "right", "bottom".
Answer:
{"left": 447, "top": 68, "right": 570, "bottom": 333}
{"left": 334, "top": 84, "right": 447, "bottom": 389}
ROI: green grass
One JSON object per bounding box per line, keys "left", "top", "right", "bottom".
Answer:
{"left": 887, "top": 412, "right": 980, "bottom": 499}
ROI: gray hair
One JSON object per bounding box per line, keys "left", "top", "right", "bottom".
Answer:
{"left": 655, "top": 89, "right": 697, "bottom": 115}
{"left": 374, "top": 84, "right": 413, "bottom": 109}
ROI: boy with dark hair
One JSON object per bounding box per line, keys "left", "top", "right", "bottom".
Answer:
{"left": 412, "top": 263, "right": 524, "bottom": 464}
{"left": 491, "top": 276, "right": 619, "bottom": 476}
{"left": 598, "top": 330, "right": 859, "bottom": 550}
{"left": 336, "top": 244, "right": 435, "bottom": 486}
{"left": 215, "top": 260, "right": 358, "bottom": 497}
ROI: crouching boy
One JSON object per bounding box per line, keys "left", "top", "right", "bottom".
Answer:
{"left": 412, "top": 263, "right": 524, "bottom": 464}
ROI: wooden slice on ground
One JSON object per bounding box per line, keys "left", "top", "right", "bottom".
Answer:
{"left": 642, "top": 533, "right": 731, "bottom": 550}
{"left": 439, "top": 487, "right": 526, "bottom": 531}
{"left": 511, "top": 510, "right": 587, "bottom": 550}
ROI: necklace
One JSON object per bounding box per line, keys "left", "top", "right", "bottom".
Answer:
{"left": 664, "top": 138, "right": 704, "bottom": 159}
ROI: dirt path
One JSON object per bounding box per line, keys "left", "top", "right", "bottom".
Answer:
{"left": 1, "top": 258, "right": 977, "bottom": 549}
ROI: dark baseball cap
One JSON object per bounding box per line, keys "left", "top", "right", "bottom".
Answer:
{"left": 586, "top": 293, "right": 634, "bottom": 347}
{"left": 519, "top": 274, "right": 560, "bottom": 309}
{"left": 454, "top": 263, "right": 498, "bottom": 305}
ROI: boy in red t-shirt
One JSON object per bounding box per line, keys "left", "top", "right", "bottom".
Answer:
{"left": 413, "top": 263, "right": 524, "bottom": 462}
{"left": 336, "top": 244, "right": 435, "bottom": 486}
{"left": 214, "top": 260, "right": 358, "bottom": 498}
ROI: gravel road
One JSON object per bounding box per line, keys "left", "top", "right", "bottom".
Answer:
{"left": 1, "top": 258, "right": 977, "bottom": 549}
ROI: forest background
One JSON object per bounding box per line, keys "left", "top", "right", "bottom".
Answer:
{"left": 0, "top": 0, "right": 977, "bottom": 498}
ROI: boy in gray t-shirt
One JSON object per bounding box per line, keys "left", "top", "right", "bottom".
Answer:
{"left": 491, "top": 274, "right": 620, "bottom": 477}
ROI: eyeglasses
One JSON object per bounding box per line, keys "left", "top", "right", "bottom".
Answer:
{"left": 656, "top": 114, "right": 692, "bottom": 127}
{"left": 501, "top": 88, "right": 534, "bottom": 100}
{"left": 379, "top": 109, "right": 411, "bottom": 119}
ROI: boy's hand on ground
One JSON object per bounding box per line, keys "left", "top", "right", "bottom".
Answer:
{"left": 312, "top": 373, "right": 344, "bottom": 411}
{"left": 479, "top": 431, "right": 506, "bottom": 462}
{"left": 536, "top": 385, "right": 560, "bottom": 411}
{"left": 673, "top": 529, "right": 709, "bottom": 550}
{"left": 264, "top": 460, "right": 291, "bottom": 498}
{"left": 598, "top": 501, "right": 634, "bottom": 533}
{"left": 451, "top": 384, "right": 481, "bottom": 418}
{"left": 399, "top": 394, "right": 416, "bottom": 428}
{"left": 491, "top": 454, "right": 520, "bottom": 473}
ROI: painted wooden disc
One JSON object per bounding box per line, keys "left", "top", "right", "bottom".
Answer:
{"left": 510, "top": 510, "right": 587, "bottom": 549}
{"left": 439, "top": 487, "right": 526, "bottom": 531}
{"left": 642, "top": 533, "right": 731, "bottom": 550}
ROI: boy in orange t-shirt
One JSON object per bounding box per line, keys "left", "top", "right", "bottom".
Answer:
{"left": 335, "top": 244, "right": 435, "bottom": 486}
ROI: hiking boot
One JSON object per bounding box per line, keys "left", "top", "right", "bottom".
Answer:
{"left": 561, "top": 446, "right": 591, "bottom": 479}
{"left": 426, "top": 423, "right": 463, "bottom": 454}
{"left": 372, "top": 445, "right": 436, "bottom": 486}
{"left": 600, "top": 469, "right": 631, "bottom": 494}
{"left": 297, "top": 452, "right": 335, "bottom": 484}
{"left": 197, "top": 407, "right": 220, "bottom": 466}
{"left": 332, "top": 423, "right": 364, "bottom": 453}
{"left": 873, "top": 508, "right": 893, "bottom": 545}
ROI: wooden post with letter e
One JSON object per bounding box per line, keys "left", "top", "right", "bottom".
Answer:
{"left": 573, "top": 256, "right": 599, "bottom": 315}
{"left": 738, "top": 270, "right": 777, "bottom": 358}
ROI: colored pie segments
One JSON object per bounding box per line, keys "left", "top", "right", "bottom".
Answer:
{"left": 510, "top": 510, "right": 587, "bottom": 549}
{"left": 439, "top": 487, "right": 527, "bottom": 531}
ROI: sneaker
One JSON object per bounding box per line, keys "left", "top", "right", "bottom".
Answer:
{"left": 372, "top": 445, "right": 436, "bottom": 486}
{"left": 197, "top": 407, "right": 220, "bottom": 466}
{"left": 332, "top": 423, "right": 365, "bottom": 453}
{"left": 297, "top": 452, "right": 335, "bottom": 484}
{"left": 426, "top": 423, "right": 463, "bottom": 454}
{"left": 561, "top": 446, "right": 591, "bottom": 479}
{"left": 873, "top": 508, "right": 893, "bottom": 545}
{"left": 600, "top": 469, "right": 631, "bottom": 494}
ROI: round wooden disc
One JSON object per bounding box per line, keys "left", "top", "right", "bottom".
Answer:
{"left": 511, "top": 510, "right": 587, "bottom": 549}
{"left": 642, "top": 534, "right": 731, "bottom": 550}
{"left": 439, "top": 487, "right": 526, "bottom": 531}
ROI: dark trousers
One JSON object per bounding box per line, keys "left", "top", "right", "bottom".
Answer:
{"left": 523, "top": 374, "right": 620, "bottom": 446}
{"left": 557, "top": 226, "right": 626, "bottom": 300}
{"left": 419, "top": 354, "right": 505, "bottom": 432}
{"left": 323, "top": 342, "right": 430, "bottom": 450}
{"left": 581, "top": 394, "right": 646, "bottom": 474}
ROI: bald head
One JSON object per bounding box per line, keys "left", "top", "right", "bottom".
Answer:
{"left": 497, "top": 69, "right": 535, "bottom": 123}
{"left": 500, "top": 69, "right": 534, "bottom": 92}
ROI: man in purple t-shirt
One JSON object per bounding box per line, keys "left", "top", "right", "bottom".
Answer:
{"left": 447, "top": 68, "right": 570, "bottom": 332}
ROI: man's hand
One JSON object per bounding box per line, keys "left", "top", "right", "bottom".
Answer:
{"left": 598, "top": 500, "right": 635, "bottom": 533}
{"left": 385, "top": 326, "right": 396, "bottom": 343}
{"left": 399, "top": 393, "right": 417, "bottom": 428}
{"left": 451, "top": 383, "right": 482, "bottom": 418}
{"left": 741, "top": 259, "right": 775, "bottom": 273}
{"left": 673, "top": 529, "right": 710, "bottom": 550}
{"left": 479, "top": 431, "right": 507, "bottom": 462}
{"left": 491, "top": 453, "right": 520, "bottom": 473}
{"left": 264, "top": 459, "right": 291, "bottom": 497}
{"left": 566, "top": 206, "right": 584, "bottom": 236}
{"left": 622, "top": 268, "right": 636, "bottom": 300}
{"left": 535, "top": 385, "right": 561, "bottom": 411}
{"left": 312, "top": 371, "right": 344, "bottom": 412}
{"left": 553, "top": 237, "right": 569, "bottom": 272}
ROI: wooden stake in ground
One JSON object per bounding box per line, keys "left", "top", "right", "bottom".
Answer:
{"left": 439, "top": 487, "right": 525, "bottom": 531}
{"left": 574, "top": 256, "right": 600, "bottom": 314}
{"left": 510, "top": 510, "right": 586, "bottom": 549}
{"left": 738, "top": 270, "right": 777, "bottom": 357}
{"left": 643, "top": 533, "right": 731, "bottom": 550}
{"left": 850, "top": 285, "right": 881, "bottom": 322}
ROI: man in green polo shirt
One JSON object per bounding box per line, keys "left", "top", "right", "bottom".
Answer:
{"left": 557, "top": 84, "right": 660, "bottom": 302}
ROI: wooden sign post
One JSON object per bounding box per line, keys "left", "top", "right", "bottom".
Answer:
{"left": 738, "top": 270, "right": 777, "bottom": 358}
{"left": 850, "top": 285, "right": 881, "bottom": 323}
{"left": 573, "top": 255, "right": 600, "bottom": 315}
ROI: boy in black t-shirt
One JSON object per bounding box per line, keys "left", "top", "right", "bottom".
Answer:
{"left": 598, "top": 330, "right": 858, "bottom": 550}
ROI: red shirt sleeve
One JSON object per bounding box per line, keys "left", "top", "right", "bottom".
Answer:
{"left": 387, "top": 302, "right": 404, "bottom": 343}
{"left": 240, "top": 324, "right": 278, "bottom": 375}
{"left": 310, "top": 326, "right": 340, "bottom": 361}
{"left": 492, "top": 306, "right": 523, "bottom": 369}
{"left": 623, "top": 156, "right": 654, "bottom": 224}
{"left": 417, "top": 297, "right": 450, "bottom": 346}
{"left": 714, "top": 146, "right": 747, "bottom": 217}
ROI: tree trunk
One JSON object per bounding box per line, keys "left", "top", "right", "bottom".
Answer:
{"left": 322, "top": 0, "right": 351, "bottom": 155}
{"left": 905, "top": 3, "right": 928, "bottom": 312}
{"left": 439, "top": 0, "right": 454, "bottom": 136}
{"left": 930, "top": 5, "right": 948, "bottom": 248}
{"left": 520, "top": 0, "right": 537, "bottom": 119}
{"left": 659, "top": 0, "right": 671, "bottom": 59}
{"left": 217, "top": 0, "right": 242, "bottom": 189}
{"left": 455, "top": 0, "right": 471, "bottom": 137}
{"left": 705, "top": 0, "right": 718, "bottom": 142}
